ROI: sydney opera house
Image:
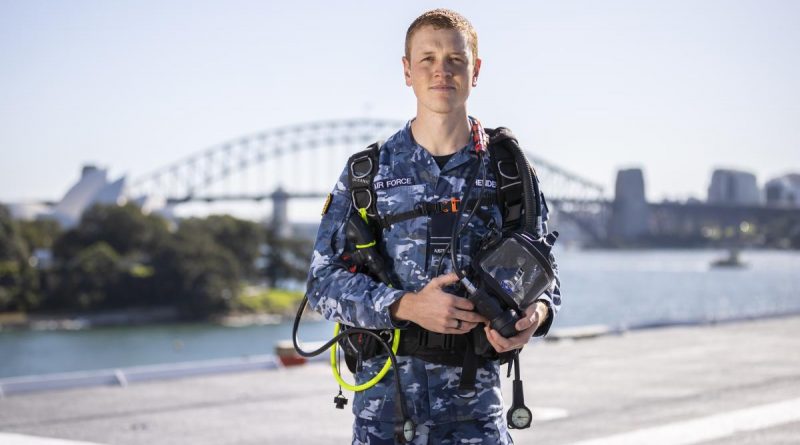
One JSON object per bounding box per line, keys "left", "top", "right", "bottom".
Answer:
{"left": 8, "top": 165, "right": 164, "bottom": 228}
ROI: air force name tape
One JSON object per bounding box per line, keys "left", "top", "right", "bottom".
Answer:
{"left": 374, "top": 177, "right": 414, "bottom": 190}
{"left": 371, "top": 177, "right": 494, "bottom": 191}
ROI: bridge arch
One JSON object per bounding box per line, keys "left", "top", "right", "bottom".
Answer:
{"left": 128, "top": 118, "right": 609, "bottom": 240}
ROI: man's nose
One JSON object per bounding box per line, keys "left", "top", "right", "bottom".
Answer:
{"left": 433, "top": 60, "right": 453, "bottom": 78}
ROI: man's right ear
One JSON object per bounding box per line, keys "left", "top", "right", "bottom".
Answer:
{"left": 402, "top": 56, "right": 412, "bottom": 86}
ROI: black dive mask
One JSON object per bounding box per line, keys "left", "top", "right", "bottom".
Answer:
{"left": 468, "top": 231, "right": 558, "bottom": 337}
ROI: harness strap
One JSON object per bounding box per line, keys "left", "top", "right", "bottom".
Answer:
{"left": 457, "top": 336, "right": 481, "bottom": 397}
{"left": 379, "top": 195, "right": 497, "bottom": 230}
{"left": 396, "top": 326, "right": 471, "bottom": 367}
{"left": 486, "top": 128, "right": 525, "bottom": 231}
{"left": 348, "top": 143, "right": 381, "bottom": 222}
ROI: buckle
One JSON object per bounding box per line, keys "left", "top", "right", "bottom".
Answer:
{"left": 350, "top": 155, "right": 374, "bottom": 179}
{"left": 379, "top": 330, "right": 394, "bottom": 344}
{"left": 351, "top": 189, "right": 373, "bottom": 211}
{"left": 422, "top": 333, "right": 455, "bottom": 349}
{"left": 439, "top": 198, "right": 460, "bottom": 213}
{"left": 450, "top": 198, "right": 460, "bottom": 212}
{"left": 417, "top": 330, "right": 429, "bottom": 347}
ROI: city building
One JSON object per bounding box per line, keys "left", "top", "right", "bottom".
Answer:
{"left": 765, "top": 174, "right": 800, "bottom": 207}
{"left": 707, "top": 169, "right": 761, "bottom": 205}
{"left": 608, "top": 168, "right": 649, "bottom": 242}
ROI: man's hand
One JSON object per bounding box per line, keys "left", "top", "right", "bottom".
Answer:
{"left": 391, "top": 272, "right": 488, "bottom": 334}
{"left": 484, "top": 301, "right": 549, "bottom": 353}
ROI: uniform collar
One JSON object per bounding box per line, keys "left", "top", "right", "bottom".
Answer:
{"left": 395, "top": 118, "right": 482, "bottom": 172}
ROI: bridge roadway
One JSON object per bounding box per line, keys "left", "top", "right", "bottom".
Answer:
{"left": 1, "top": 315, "right": 799, "bottom": 445}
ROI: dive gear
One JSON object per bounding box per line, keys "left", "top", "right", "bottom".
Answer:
{"left": 330, "top": 322, "right": 400, "bottom": 392}
{"left": 292, "top": 313, "right": 415, "bottom": 443}
{"left": 506, "top": 352, "right": 533, "bottom": 429}
{"left": 334, "top": 389, "right": 348, "bottom": 410}
{"left": 298, "top": 119, "right": 554, "bottom": 436}
{"left": 453, "top": 127, "right": 559, "bottom": 338}
{"left": 440, "top": 124, "right": 554, "bottom": 429}
{"left": 293, "top": 206, "right": 416, "bottom": 443}
{"left": 344, "top": 212, "right": 392, "bottom": 285}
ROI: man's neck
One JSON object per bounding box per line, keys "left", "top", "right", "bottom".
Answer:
{"left": 410, "top": 109, "right": 471, "bottom": 157}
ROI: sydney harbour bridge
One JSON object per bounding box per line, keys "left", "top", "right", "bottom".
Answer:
{"left": 127, "top": 119, "right": 798, "bottom": 246}
{"left": 128, "top": 119, "right": 608, "bottom": 241}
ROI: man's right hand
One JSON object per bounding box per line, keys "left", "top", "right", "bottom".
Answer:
{"left": 390, "top": 272, "right": 488, "bottom": 334}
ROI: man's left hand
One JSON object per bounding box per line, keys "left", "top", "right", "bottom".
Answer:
{"left": 484, "top": 301, "right": 548, "bottom": 353}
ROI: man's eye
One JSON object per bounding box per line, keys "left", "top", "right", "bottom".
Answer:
{"left": 421, "top": 56, "right": 433, "bottom": 62}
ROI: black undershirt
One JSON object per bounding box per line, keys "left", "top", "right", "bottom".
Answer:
{"left": 432, "top": 153, "right": 455, "bottom": 170}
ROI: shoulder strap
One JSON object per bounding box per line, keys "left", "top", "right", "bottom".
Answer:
{"left": 347, "top": 142, "right": 381, "bottom": 224}
{"left": 486, "top": 127, "right": 525, "bottom": 231}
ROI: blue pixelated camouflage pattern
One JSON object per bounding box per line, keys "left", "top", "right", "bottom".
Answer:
{"left": 353, "top": 414, "right": 513, "bottom": 444}
{"left": 305, "top": 119, "right": 561, "bottom": 437}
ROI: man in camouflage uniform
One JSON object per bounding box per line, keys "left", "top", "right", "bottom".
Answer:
{"left": 306, "top": 8, "right": 561, "bottom": 444}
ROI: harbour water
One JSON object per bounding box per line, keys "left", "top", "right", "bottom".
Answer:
{"left": 1, "top": 249, "right": 798, "bottom": 379}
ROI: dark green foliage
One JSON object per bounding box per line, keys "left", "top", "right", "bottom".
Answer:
{"left": 18, "top": 218, "right": 62, "bottom": 251}
{"left": 178, "top": 215, "right": 262, "bottom": 278}
{"left": 46, "top": 204, "right": 169, "bottom": 312}
{"left": 49, "top": 242, "right": 121, "bottom": 310}
{"left": 53, "top": 203, "right": 169, "bottom": 259}
{"left": 263, "top": 226, "right": 312, "bottom": 288}
{"left": 151, "top": 229, "right": 242, "bottom": 318}
{"left": 1, "top": 201, "right": 313, "bottom": 320}
{"left": 0, "top": 205, "right": 40, "bottom": 311}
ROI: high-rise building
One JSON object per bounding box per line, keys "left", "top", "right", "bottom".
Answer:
{"left": 609, "top": 168, "right": 649, "bottom": 242}
{"left": 707, "top": 169, "right": 760, "bottom": 205}
{"left": 765, "top": 174, "right": 800, "bottom": 207}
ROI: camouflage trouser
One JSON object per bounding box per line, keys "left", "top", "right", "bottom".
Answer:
{"left": 352, "top": 415, "right": 513, "bottom": 445}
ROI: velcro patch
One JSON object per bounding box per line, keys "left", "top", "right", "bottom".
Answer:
{"left": 321, "top": 193, "right": 333, "bottom": 215}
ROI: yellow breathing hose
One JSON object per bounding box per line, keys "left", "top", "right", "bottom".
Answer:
{"left": 331, "top": 206, "right": 400, "bottom": 392}
{"left": 330, "top": 323, "right": 401, "bottom": 392}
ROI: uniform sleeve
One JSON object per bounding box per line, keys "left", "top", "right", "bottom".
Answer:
{"left": 304, "top": 165, "right": 407, "bottom": 330}
{"left": 532, "top": 190, "right": 562, "bottom": 337}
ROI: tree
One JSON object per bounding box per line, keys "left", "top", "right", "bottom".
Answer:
{"left": 178, "top": 215, "right": 263, "bottom": 278}
{"left": 47, "top": 204, "right": 169, "bottom": 311}
{"left": 18, "top": 218, "right": 62, "bottom": 252}
{"left": 53, "top": 203, "right": 169, "bottom": 259}
{"left": 0, "top": 205, "right": 40, "bottom": 311}
{"left": 151, "top": 229, "right": 242, "bottom": 319}
{"left": 262, "top": 226, "right": 312, "bottom": 288}
{"left": 49, "top": 242, "right": 122, "bottom": 310}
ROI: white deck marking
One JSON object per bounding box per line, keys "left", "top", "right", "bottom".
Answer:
{"left": 566, "top": 397, "right": 800, "bottom": 445}
{"left": 533, "top": 406, "right": 570, "bottom": 422}
{"left": 0, "top": 433, "right": 105, "bottom": 445}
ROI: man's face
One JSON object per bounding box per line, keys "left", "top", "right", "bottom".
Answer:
{"left": 403, "top": 25, "right": 481, "bottom": 115}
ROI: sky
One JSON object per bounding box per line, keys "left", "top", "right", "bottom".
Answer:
{"left": 1, "top": 0, "right": 799, "bottom": 218}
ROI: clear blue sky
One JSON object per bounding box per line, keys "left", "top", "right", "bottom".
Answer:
{"left": 2, "top": 0, "right": 799, "bottom": 209}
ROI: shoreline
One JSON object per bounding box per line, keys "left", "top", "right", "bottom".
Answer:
{"left": 3, "top": 310, "right": 800, "bottom": 392}
{"left": 0, "top": 307, "right": 322, "bottom": 332}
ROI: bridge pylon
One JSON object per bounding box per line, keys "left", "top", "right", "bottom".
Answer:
{"left": 270, "top": 186, "right": 291, "bottom": 238}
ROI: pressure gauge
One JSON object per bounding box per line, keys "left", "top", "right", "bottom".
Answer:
{"left": 507, "top": 405, "right": 532, "bottom": 429}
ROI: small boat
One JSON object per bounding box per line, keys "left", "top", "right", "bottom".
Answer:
{"left": 711, "top": 248, "right": 747, "bottom": 268}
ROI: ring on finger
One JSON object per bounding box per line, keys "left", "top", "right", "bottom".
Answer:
{"left": 455, "top": 319, "right": 462, "bottom": 330}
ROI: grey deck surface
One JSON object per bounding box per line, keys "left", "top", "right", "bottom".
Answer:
{"left": 1, "top": 315, "right": 799, "bottom": 444}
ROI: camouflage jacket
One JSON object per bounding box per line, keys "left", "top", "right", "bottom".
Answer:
{"left": 305, "top": 119, "right": 562, "bottom": 423}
